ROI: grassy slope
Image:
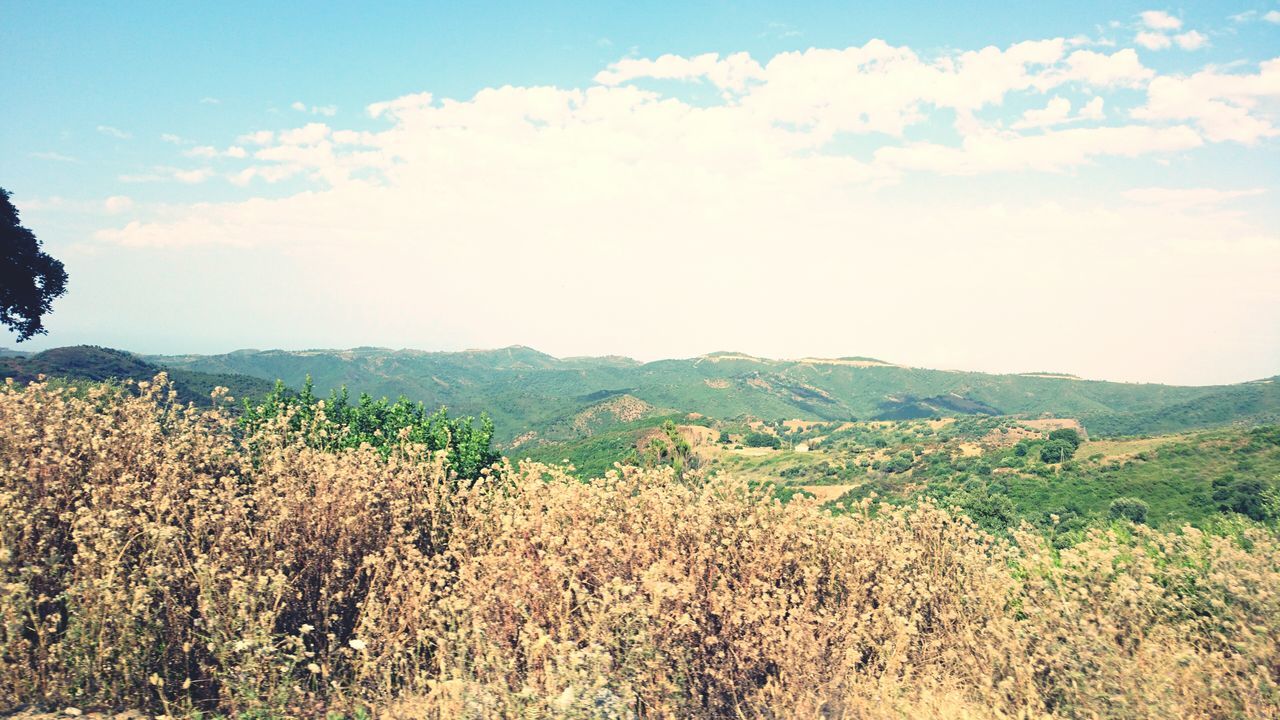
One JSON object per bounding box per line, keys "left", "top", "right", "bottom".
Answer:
{"left": 999, "top": 428, "right": 1280, "bottom": 527}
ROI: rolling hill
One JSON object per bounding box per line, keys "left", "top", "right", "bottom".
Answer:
{"left": 148, "top": 346, "right": 1280, "bottom": 445}
{"left": 0, "top": 345, "right": 280, "bottom": 406}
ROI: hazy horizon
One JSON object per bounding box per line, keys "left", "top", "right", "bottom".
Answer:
{"left": 3, "top": 2, "right": 1279, "bottom": 386}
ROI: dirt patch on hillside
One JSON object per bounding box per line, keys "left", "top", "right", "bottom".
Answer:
{"left": 984, "top": 426, "right": 1038, "bottom": 446}
{"left": 796, "top": 484, "right": 857, "bottom": 502}
{"left": 783, "top": 419, "right": 827, "bottom": 432}
{"left": 507, "top": 430, "right": 538, "bottom": 449}
{"left": 1019, "top": 373, "right": 1081, "bottom": 380}
{"left": 572, "top": 395, "right": 653, "bottom": 434}
{"left": 703, "top": 378, "right": 731, "bottom": 389}
{"left": 796, "top": 358, "right": 895, "bottom": 368}
{"left": 1020, "top": 418, "right": 1087, "bottom": 438}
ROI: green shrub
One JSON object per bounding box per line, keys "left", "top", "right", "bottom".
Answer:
{"left": 1039, "top": 439, "right": 1075, "bottom": 464}
{"left": 1109, "top": 497, "right": 1149, "bottom": 524}
{"left": 1048, "top": 428, "right": 1082, "bottom": 448}
{"left": 743, "top": 431, "right": 782, "bottom": 449}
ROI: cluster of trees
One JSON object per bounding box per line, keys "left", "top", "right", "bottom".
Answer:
{"left": 240, "top": 378, "right": 500, "bottom": 480}
{"left": 742, "top": 431, "right": 782, "bottom": 449}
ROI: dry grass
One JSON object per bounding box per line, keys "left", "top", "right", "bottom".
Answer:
{"left": 2, "top": 376, "right": 1278, "bottom": 718}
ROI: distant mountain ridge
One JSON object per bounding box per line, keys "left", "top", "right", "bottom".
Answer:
{"left": 146, "top": 345, "right": 1280, "bottom": 444}
{"left": 1, "top": 345, "right": 279, "bottom": 406}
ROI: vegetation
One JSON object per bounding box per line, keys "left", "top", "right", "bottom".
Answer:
{"left": 0, "top": 187, "right": 67, "bottom": 342}
{"left": 3, "top": 377, "right": 1279, "bottom": 718}
{"left": 241, "top": 378, "right": 499, "bottom": 480}
{"left": 0, "top": 345, "right": 278, "bottom": 407}
{"left": 1109, "top": 496, "right": 1150, "bottom": 524}
{"left": 151, "top": 345, "right": 1280, "bottom": 443}
{"left": 742, "top": 430, "right": 782, "bottom": 448}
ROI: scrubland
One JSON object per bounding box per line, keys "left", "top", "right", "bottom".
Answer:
{"left": 2, "top": 377, "right": 1278, "bottom": 718}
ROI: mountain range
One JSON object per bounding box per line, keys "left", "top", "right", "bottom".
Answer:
{"left": 140, "top": 345, "right": 1280, "bottom": 446}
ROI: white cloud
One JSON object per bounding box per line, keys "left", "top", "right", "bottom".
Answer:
{"left": 367, "top": 92, "right": 434, "bottom": 119}
{"left": 1079, "top": 96, "right": 1105, "bottom": 120}
{"left": 160, "top": 133, "right": 187, "bottom": 144}
{"left": 97, "top": 125, "right": 132, "bottom": 139}
{"left": 291, "top": 100, "right": 338, "bottom": 116}
{"left": 1013, "top": 95, "right": 1107, "bottom": 129}
{"left": 1060, "top": 49, "right": 1153, "bottom": 87}
{"left": 595, "top": 52, "right": 765, "bottom": 91}
{"left": 278, "top": 122, "right": 330, "bottom": 145}
{"left": 1174, "top": 30, "right": 1208, "bottom": 50}
{"left": 1135, "top": 31, "right": 1173, "bottom": 50}
{"left": 1013, "top": 96, "right": 1073, "bottom": 128}
{"left": 172, "top": 168, "right": 213, "bottom": 184}
{"left": 86, "top": 39, "right": 1280, "bottom": 384}
{"left": 1133, "top": 58, "right": 1280, "bottom": 142}
{"left": 238, "top": 130, "right": 276, "bottom": 145}
{"left": 184, "top": 144, "right": 250, "bottom": 160}
{"left": 876, "top": 124, "right": 1201, "bottom": 175}
{"left": 120, "top": 167, "right": 214, "bottom": 184}
{"left": 103, "top": 195, "right": 134, "bottom": 214}
{"left": 1267, "top": 11, "right": 1280, "bottom": 24}
{"left": 200, "top": 97, "right": 221, "bottom": 105}
{"left": 1140, "top": 10, "right": 1182, "bottom": 30}
{"left": 1122, "top": 186, "right": 1265, "bottom": 206}
{"left": 29, "top": 151, "right": 78, "bottom": 162}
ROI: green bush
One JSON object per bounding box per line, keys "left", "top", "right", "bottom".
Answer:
{"left": 240, "top": 378, "right": 500, "bottom": 480}
{"left": 1039, "top": 439, "right": 1076, "bottom": 464}
{"left": 1048, "top": 428, "right": 1082, "bottom": 448}
{"left": 1212, "top": 475, "right": 1277, "bottom": 521}
{"left": 1109, "top": 497, "right": 1149, "bottom": 524}
{"left": 743, "top": 431, "right": 782, "bottom": 449}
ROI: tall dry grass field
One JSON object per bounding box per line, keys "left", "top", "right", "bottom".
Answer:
{"left": 1, "top": 377, "right": 1278, "bottom": 718}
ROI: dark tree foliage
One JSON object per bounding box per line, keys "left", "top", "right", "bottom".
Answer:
{"left": 1039, "top": 438, "right": 1076, "bottom": 464}
{"left": 1212, "top": 474, "right": 1276, "bottom": 522}
{"left": 0, "top": 188, "right": 67, "bottom": 341}
{"left": 240, "top": 378, "right": 500, "bottom": 480}
{"left": 1109, "top": 497, "right": 1149, "bottom": 524}
{"left": 742, "top": 431, "right": 782, "bottom": 449}
{"left": 1048, "top": 428, "right": 1082, "bottom": 448}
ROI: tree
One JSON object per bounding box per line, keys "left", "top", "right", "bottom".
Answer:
{"left": 239, "top": 379, "right": 500, "bottom": 481}
{"left": 1212, "top": 475, "right": 1276, "bottom": 522}
{"left": 1, "top": 188, "right": 67, "bottom": 341}
{"left": 1039, "top": 439, "right": 1075, "bottom": 464}
{"left": 1109, "top": 497, "right": 1149, "bottom": 524}
{"left": 743, "top": 431, "right": 781, "bottom": 449}
{"left": 1048, "top": 428, "right": 1082, "bottom": 449}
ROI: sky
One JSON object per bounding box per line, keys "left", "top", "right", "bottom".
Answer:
{"left": 2, "top": 1, "right": 1279, "bottom": 386}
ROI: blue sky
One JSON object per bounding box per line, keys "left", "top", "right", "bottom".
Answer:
{"left": 2, "top": 2, "right": 1279, "bottom": 384}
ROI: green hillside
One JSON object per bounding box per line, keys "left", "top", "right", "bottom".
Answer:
{"left": 0, "top": 345, "right": 279, "bottom": 406}
{"left": 150, "top": 346, "right": 1280, "bottom": 445}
